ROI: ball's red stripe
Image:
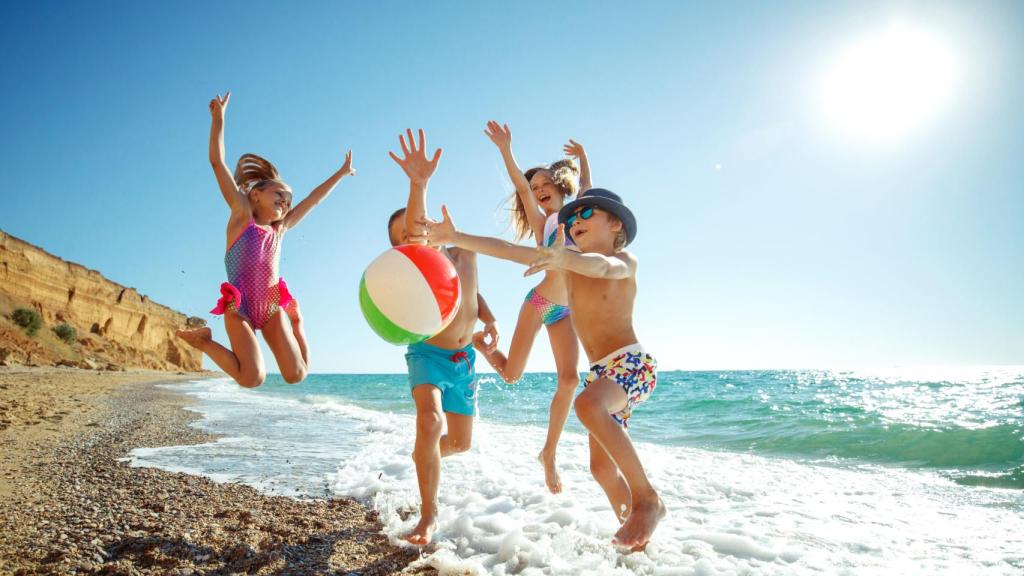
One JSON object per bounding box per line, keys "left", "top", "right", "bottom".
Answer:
{"left": 394, "top": 245, "right": 461, "bottom": 322}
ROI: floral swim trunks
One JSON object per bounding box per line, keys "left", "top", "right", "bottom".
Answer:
{"left": 583, "top": 343, "right": 657, "bottom": 427}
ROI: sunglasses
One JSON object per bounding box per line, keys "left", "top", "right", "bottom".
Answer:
{"left": 565, "top": 206, "right": 595, "bottom": 229}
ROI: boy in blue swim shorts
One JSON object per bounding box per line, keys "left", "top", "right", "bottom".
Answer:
{"left": 421, "top": 187, "right": 665, "bottom": 552}
{"left": 386, "top": 129, "right": 499, "bottom": 547}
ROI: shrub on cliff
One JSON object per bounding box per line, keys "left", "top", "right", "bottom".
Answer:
{"left": 12, "top": 308, "right": 42, "bottom": 336}
{"left": 54, "top": 323, "right": 77, "bottom": 344}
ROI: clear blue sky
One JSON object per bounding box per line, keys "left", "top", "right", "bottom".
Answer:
{"left": 3, "top": 1, "right": 1021, "bottom": 372}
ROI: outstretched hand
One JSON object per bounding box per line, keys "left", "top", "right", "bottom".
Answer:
{"left": 563, "top": 138, "right": 586, "bottom": 160}
{"left": 484, "top": 120, "right": 512, "bottom": 151}
{"left": 389, "top": 128, "right": 442, "bottom": 185}
{"left": 339, "top": 150, "right": 356, "bottom": 177}
{"left": 414, "top": 204, "right": 458, "bottom": 246}
{"left": 209, "top": 92, "right": 230, "bottom": 122}
{"left": 525, "top": 224, "right": 568, "bottom": 276}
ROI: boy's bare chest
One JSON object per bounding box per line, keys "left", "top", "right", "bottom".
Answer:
{"left": 568, "top": 275, "right": 635, "bottom": 315}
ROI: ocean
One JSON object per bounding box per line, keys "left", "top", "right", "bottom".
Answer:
{"left": 130, "top": 367, "right": 1024, "bottom": 575}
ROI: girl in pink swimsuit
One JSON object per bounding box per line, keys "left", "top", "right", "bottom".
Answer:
{"left": 474, "top": 120, "right": 591, "bottom": 494}
{"left": 176, "top": 92, "right": 355, "bottom": 388}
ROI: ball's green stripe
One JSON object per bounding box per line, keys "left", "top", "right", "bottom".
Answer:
{"left": 359, "top": 276, "right": 429, "bottom": 345}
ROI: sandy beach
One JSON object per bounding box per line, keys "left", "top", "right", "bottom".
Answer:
{"left": 0, "top": 368, "right": 427, "bottom": 575}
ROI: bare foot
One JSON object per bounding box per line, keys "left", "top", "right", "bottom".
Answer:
{"left": 538, "top": 450, "right": 563, "bottom": 494}
{"left": 285, "top": 300, "right": 302, "bottom": 325}
{"left": 403, "top": 515, "right": 437, "bottom": 546}
{"left": 176, "top": 327, "right": 211, "bottom": 350}
{"left": 613, "top": 497, "right": 666, "bottom": 552}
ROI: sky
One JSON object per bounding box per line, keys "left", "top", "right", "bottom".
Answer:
{"left": 2, "top": 1, "right": 1022, "bottom": 373}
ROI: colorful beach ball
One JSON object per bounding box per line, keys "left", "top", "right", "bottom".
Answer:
{"left": 359, "top": 245, "right": 462, "bottom": 345}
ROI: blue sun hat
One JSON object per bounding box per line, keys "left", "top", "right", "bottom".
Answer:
{"left": 557, "top": 188, "right": 637, "bottom": 246}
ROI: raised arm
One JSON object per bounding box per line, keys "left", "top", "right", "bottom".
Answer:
{"left": 208, "top": 92, "right": 247, "bottom": 215}
{"left": 525, "top": 225, "right": 635, "bottom": 280}
{"left": 485, "top": 121, "right": 546, "bottom": 244}
{"left": 281, "top": 150, "right": 354, "bottom": 230}
{"left": 389, "top": 129, "right": 442, "bottom": 244}
{"left": 420, "top": 205, "right": 537, "bottom": 266}
{"left": 564, "top": 139, "right": 592, "bottom": 192}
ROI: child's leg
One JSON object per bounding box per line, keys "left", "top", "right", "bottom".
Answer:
{"left": 176, "top": 313, "right": 265, "bottom": 388}
{"left": 588, "top": 433, "right": 631, "bottom": 521}
{"left": 484, "top": 301, "right": 543, "bottom": 383}
{"left": 440, "top": 412, "right": 473, "bottom": 457}
{"left": 407, "top": 384, "right": 445, "bottom": 545}
{"left": 285, "top": 300, "right": 309, "bottom": 366}
{"left": 539, "top": 317, "right": 580, "bottom": 494}
{"left": 574, "top": 377, "right": 665, "bottom": 549}
{"left": 261, "top": 310, "right": 307, "bottom": 384}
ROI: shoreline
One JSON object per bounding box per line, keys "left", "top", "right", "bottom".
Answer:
{"left": 0, "top": 367, "right": 428, "bottom": 575}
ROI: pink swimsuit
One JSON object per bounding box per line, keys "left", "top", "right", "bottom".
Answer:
{"left": 211, "top": 220, "right": 294, "bottom": 330}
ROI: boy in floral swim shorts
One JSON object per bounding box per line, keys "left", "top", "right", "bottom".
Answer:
{"left": 420, "top": 188, "right": 665, "bottom": 552}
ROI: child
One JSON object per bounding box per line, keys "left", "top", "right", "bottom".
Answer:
{"left": 476, "top": 121, "right": 592, "bottom": 494}
{"left": 419, "top": 188, "right": 665, "bottom": 551}
{"left": 176, "top": 92, "right": 354, "bottom": 388}
{"left": 387, "top": 128, "right": 499, "bottom": 546}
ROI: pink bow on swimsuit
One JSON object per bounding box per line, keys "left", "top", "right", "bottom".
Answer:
{"left": 211, "top": 282, "right": 242, "bottom": 315}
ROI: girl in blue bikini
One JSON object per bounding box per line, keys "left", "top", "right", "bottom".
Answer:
{"left": 475, "top": 121, "right": 591, "bottom": 494}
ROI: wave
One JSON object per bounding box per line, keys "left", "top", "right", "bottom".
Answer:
{"left": 952, "top": 464, "right": 1024, "bottom": 490}
{"left": 652, "top": 370, "right": 1024, "bottom": 478}
{"left": 729, "top": 422, "right": 1024, "bottom": 468}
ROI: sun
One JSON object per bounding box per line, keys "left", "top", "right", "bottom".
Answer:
{"left": 819, "top": 24, "right": 959, "bottom": 142}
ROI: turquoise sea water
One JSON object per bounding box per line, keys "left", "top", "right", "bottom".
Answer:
{"left": 262, "top": 367, "right": 1024, "bottom": 490}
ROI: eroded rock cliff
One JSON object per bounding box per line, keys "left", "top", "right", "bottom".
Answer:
{"left": 0, "top": 229, "right": 201, "bottom": 371}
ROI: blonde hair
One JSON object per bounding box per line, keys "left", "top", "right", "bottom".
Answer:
{"left": 511, "top": 159, "right": 580, "bottom": 241}
{"left": 233, "top": 153, "right": 286, "bottom": 195}
{"left": 605, "top": 211, "right": 627, "bottom": 251}
{"left": 613, "top": 228, "right": 627, "bottom": 251}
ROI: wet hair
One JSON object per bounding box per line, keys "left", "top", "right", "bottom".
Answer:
{"left": 387, "top": 207, "right": 406, "bottom": 246}
{"left": 510, "top": 158, "right": 580, "bottom": 241}
{"left": 233, "top": 153, "right": 287, "bottom": 195}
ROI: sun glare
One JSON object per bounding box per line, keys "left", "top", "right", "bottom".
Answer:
{"left": 820, "top": 24, "right": 959, "bottom": 142}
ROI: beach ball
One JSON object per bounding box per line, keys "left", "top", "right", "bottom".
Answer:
{"left": 359, "top": 245, "right": 461, "bottom": 345}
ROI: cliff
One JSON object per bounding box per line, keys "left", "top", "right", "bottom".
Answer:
{"left": 0, "top": 229, "right": 201, "bottom": 371}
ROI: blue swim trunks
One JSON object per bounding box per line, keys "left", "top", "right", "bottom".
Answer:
{"left": 405, "top": 341, "right": 478, "bottom": 416}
